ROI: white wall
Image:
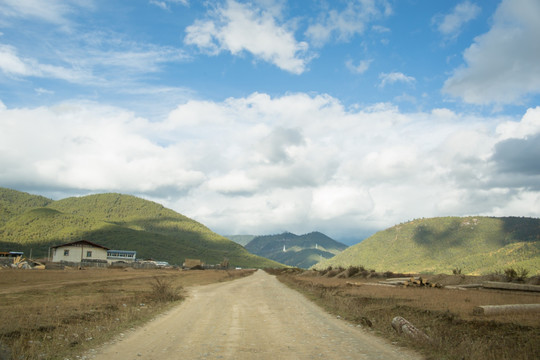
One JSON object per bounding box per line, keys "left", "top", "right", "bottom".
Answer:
{"left": 52, "top": 244, "right": 107, "bottom": 262}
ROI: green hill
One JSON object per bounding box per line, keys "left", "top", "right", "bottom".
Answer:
{"left": 313, "top": 216, "right": 540, "bottom": 275}
{"left": 0, "top": 189, "right": 52, "bottom": 227}
{"left": 245, "top": 231, "right": 348, "bottom": 268}
{"left": 0, "top": 188, "right": 282, "bottom": 268}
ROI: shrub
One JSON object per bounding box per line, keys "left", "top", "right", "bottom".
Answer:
{"left": 504, "top": 268, "right": 517, "bottom": 281}
{"left": 516, "top": 267, "right": 529, "bottom": 282}
{"left": 346, "top": 266, "right": 361, "bottom": 277}
{"left": 149, "top": 277, "right": 183, "bottom": 303}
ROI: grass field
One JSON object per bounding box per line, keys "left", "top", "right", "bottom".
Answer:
{"left": 271, "top": 268, "right": 540, "bottom": 360}
{"left": 0, "top": 268, "right": 255, "bottom": 360}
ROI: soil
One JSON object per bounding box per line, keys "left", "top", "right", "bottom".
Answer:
{"left": 89, "top": 270, "right": 421, "bottom": 360}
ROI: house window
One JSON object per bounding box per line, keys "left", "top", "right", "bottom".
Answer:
{"left": 87, "top": 251, "right": 92, "bottom": 258}
{"left": 64, "top": 250, "right": 69, "bottom": 256}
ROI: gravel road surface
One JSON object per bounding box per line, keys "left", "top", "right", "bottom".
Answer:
{"left": 90, "top": 270, "right": 421, "bottom": 360}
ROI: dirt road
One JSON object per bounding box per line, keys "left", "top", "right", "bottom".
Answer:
{"left": 90, "top": 270, "right": 421, "bottom": 360}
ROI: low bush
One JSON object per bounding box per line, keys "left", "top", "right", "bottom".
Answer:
{"left": 149, "top": 277, "right": 183, "bottom": 303}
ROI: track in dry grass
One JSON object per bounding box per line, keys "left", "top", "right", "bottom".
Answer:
{"left": 89, "top": 270, "right": 420, "bottom": 360}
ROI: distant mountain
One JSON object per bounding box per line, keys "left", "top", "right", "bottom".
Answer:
{"left": 0, "top": 187, "right": 282, "bottom": 268}
{"left": 245, "top": 232, "right": 348, "bottom": 268}
{"left": 225, "top": 235, "right": 256, "bottom": 246}
{"left": 314, "top": 216, "right": 540, "bottom": 275}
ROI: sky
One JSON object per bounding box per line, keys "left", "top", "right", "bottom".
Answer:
{"left": 1, "top": 0, "right": 539, "bottom": 245}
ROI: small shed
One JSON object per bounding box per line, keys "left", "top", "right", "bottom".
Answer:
{"left": 51, "top": 240, "right": 109, "bottom": 263}
{"left": 183, "top": 258, "right": 203, "bottom": 269}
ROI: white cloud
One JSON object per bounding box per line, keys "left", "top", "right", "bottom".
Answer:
{"left": 378, "top": 72, "right": 415, "bottom": 87}
{"left": 496, "top": 106, "right": 540, "bottom": 140}
{"left": 0, "top": 0, "right": 92, "bottom": 26}
{"left": 184, "top": 0, "right": 311, "bottom": 74}
{"left": 0, "top": 32, "right": 188, "bottom": 88}
{"left": 346, "top": 59, "right": 372, "bottom": 74}
{"left": 35, "top": 88, "right": 54, "bottom": 95}
{"left": 206, "top": 171, "right": 259, "bottom": 195}
{"left": 1, "top": 94, "right": 538, "bottom": 240}
{"left": 305, "top": 0, "right": 392, "bottom": 46}
{"left": 0, "top": 43, "right": 92, "bottom": 82}
{"left": 312, "top": 185, "right": 373, "bottom": 220}
{"left": 443, "top": 0, "right": 540, "bottom": 105}
{"left": 0, "top": 101, "right": 204, "bottom": 194}
{"left": 433, "top": 1, "right": 481, "bottom": 38}
{"left": 149, "top": 0, "right": 188, "bottom": 11}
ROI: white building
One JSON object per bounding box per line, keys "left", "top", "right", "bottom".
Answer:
{"left": 107, "top": 250, "right": 137, "bottom": 264}
{"left": 51, "top": 240, "right": 109, "bottom": 263}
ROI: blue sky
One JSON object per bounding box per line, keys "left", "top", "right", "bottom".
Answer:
{"left": 1, "top": 0, "right": 539, "bottom": 244}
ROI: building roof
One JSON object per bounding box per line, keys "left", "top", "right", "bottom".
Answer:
{"left": 50, "top": 240, "right": 110, "bottom": 250}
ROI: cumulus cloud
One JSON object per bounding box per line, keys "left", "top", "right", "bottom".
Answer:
{"left": 489, "top": 106, "right": 540, "bottom": 190}
{"left": 206, "top": 171, "right": 259, "bottom": 195}
{"left": 492, "top": 133, "right": 540, "bottom": 176}
{"left": 433, "top": 1, "right": 481, "bottom": 38}
{"left": 0, "top": 101, "right": 204, "bottom": 196}
{"left": 257, "top": 127, "right": 305, "bottom": 163}
{"left": 305, "top": 0, "right": 392, "bottom": 46}
{"left": 443, "top": 0, "right": 540, "bottom": 105}
{"left": 495, "top": 106, "right": 540, "bottom": 139}
{"left": 378, "top": 72, "right": 415, "bottom": 87}
{"left": 1, "top": 94, "right": 539, "bottom": 240}
{"left": 184, "top": 0, "right": 310, "bottom": 74}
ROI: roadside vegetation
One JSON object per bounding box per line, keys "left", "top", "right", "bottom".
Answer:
{"left": 268, "top": 267, "right": 540, "bottom": 360}
{"left": 0, "top": 268, "right": 255, "bottom": 360}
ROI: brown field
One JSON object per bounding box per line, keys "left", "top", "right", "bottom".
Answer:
{"left": 271, "top": 269, "right": 540, "bottom": 360}
{"left": 0, "top": 267, "right": 255, "bottom": 360}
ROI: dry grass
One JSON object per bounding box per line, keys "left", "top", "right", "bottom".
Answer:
{"left": 0, "top": 268, "right": 254, "bottom": 360}
{"left": 270, "top": 269, "right": 540, "bottom": 360}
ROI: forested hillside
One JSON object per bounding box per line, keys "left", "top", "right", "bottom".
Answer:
{"left": 314, "top": 216, "right": 540, "bottom": 275}
{"left": 245, "top": 232, "right": 347, "bottom": 268}
{"left": 0, "top": 188, "right": 282, "bottom": 268}
{"left": 0, "top": 189, "right": 52, "bottom": 227}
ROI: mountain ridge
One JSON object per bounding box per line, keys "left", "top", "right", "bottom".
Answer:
{"left": 314, "top": 216, "right": 540, "bottom": 275}
{"left": 245, "top": 231, "right": 348, "bottom": 268}
{"left": 0, "top": 187, "right": 282, "bottom": 268}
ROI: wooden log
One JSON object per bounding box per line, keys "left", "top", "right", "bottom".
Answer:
{"left": 347, "top": 281, "right": 398, "bottom": 288}
{"left": 445, "top": 284, "right": 483, "bottom": 290}
{"left": 378, "top": 280, "right": 406, "bottom": 286}
{"left": 361, "top": 282, "right": 398, "bottom": 288}
{"left": 445, "top": 285, "right": 469, "bottom": 291}
{"left": 482, "top": 281, "right": 540, "bottom": 292}
{"left": 386, "top": 277, "right": 420, "bottom": 282}
{"left": 473, "top": 304, "right": 540, "bottom": 316}
{"left": 391, "top": 316, "right": 431, "bottom": 342}
{"left": 457, "top": 283, "right": 484, "bottom": 288}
